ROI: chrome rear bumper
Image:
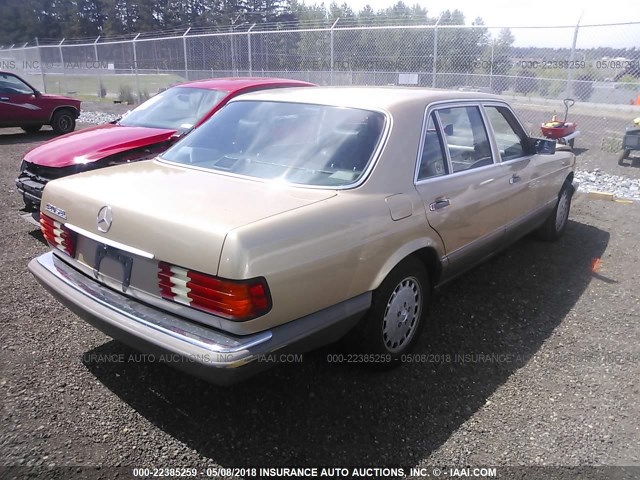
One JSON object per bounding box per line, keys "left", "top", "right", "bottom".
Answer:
{"left": 29, "top": 252, "right": 370, "bottom": 384}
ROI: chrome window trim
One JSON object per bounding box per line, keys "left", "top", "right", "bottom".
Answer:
{"left": 434, "top": 110, "right": 453, "bottom": 176}
{"left": 157, "top": 102, "right": 393, "bottom": 191}
{"left": 414, "top": 100, "right": 499, "bottom": 186}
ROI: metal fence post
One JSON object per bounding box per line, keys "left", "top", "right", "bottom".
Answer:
{"left": 230, "top": 15, "right": 241, "bottom": 75}
{"left": 489, "top": 39, "right": 495, "bottom": 91}
{"left": 58, "top": 38, "right": 65, "bottom": 67}
{"left": 58, "top": 38, "right": 65, "bottom": 93}
{"left": 93, "top": 36, "right": 100, "bottom": 61}
{"left": 182, "top": 27, "right": 191, "bottom": 80}
{"left": 94, "top": 36, "right": 102, "bottom": 97}
{"left": 35, "top": 37, "right": 46, "bottom": 93}
{"left": 432, "top": 14, "right": 442, "bottom": 88}
{"left": 132, "top": 33, "right": 141, "bottom": 102}
{"left": 565, "top": 14, "right": 582, "bottom": 99}
{"left": 248, "top": 24, "right": 256, "bottom": 76}
{"left": 330, "top": 17, "right": 340, "bottom": 85}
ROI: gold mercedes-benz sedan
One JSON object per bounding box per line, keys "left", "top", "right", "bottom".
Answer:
{"left": 29, "top": 87, "right": 576, "bottom": 384}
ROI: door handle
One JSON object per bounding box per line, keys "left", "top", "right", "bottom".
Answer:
{"left": 0, "top": 97, "right": 9, "bottom": 101}
{"left": 429, "top": 198, "right": 450, "bottom": 211}
{"left": 509, "top": 174, "right": 521, "bottom": 184}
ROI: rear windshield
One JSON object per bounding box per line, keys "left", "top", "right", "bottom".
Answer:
{"left": 160, "top": 100, "right": 386, "bottom": 187}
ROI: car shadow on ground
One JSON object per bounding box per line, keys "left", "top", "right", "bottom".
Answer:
{"left": 571, "top": 147, "right": 588, "bottom": 156}
{"left": 28, "top": 228, "right": 46, "bottom": 245}
{"left": 83, "top": 219, "right": 610, "bottom": 466}
{"left": 0, "top": 129, "right": 57, "bottom": 145}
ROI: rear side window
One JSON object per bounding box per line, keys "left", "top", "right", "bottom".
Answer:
{"left": 485, "top": 105, "right": 529, "bottom": 161}
{"left": 417, "top": 113, "right": 449, "bottom": 180}
{"left": 438, "top": 106, "right": 493, "bottom": 173}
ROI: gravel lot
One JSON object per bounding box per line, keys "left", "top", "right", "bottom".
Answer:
{"left": 1, "top": 111, "right": 640, "bottom": 479}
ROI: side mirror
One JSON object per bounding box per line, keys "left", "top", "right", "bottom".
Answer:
{"left": 33, "top": 90, "right": 41, "bottom": 97}
{"left": 532, "top": 137, "right": 556, "bottom": 155}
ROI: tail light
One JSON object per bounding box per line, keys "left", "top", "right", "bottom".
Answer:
{"left": 158, "top": 262, "right": 271, "bottom": 321}
{"left": 40, "top": 214, "right": 76, "bottom": 257}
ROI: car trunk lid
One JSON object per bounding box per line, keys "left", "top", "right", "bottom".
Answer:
{"left": 41, "top": 159, "right": 337, "bottom": 279}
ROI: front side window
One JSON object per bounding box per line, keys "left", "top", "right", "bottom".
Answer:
{"left": 485, "top": 105, "right": 529, "bottom": 161}
{"left": 438, "top": 106, "right": 493, "bottom": 174}
{"left": 417, "top": 112, "right": 448, "bottom": 180}
{"left": 161, "top": 100, "right": 386, "bottom": 187}
{"left": 118, "top": 87, "right": 227, "bottom": 132}
{"left": 0, "top": 73, "right": 33, "bottom": 95}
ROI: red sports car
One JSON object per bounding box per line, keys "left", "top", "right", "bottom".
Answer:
{"left": 16, "top": 77, "right": 314, "bottom": 213}
{"left": 0, "top": 71, "right": 81, "bottom": 134}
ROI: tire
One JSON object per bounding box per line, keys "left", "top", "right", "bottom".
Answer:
{"left": 21, "top": 125, "right": 42, "bottom": 133}
{"left": 618, "top": 149, "right": 630, "bottom": 166}
{"left": 568, "top": 138, "right": 575, "bottom": 149}
{"left": 346, "top": 256, "right": 430, "bottom": 364}
{"left": 51, "top": 109, "right": 76, "bottom": 135}
{"left": 536, "top": 183, "right": 572, "bottom": 241}
{"left": 23, "top": 199, "right": 38, "bottom": 212}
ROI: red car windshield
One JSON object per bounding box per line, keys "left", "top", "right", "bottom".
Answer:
{"left": 118, "top": 87, "right": 227, "bottom": 132}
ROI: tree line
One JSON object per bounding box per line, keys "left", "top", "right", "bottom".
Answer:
{"left": 0, "top": 0, "right": 480, "bottom": 44}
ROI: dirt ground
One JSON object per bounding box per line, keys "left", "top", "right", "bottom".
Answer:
{"left": 1, "top": 119, "right": 639, "bottom": 479}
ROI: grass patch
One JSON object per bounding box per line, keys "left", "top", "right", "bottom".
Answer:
{"left": 19, "top": 73, "right": 185, "bottom": 100}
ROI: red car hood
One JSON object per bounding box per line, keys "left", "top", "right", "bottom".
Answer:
{"left": 24, "top": 123, "right": 176, "bottom": 167}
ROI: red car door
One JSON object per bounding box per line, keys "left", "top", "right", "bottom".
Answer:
{"left": 0, "top": 72, "right": 44, "bottom": 127}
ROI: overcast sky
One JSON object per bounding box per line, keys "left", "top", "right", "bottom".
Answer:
{"left": 331, "top": 0, "right": 640, "bottom": 48}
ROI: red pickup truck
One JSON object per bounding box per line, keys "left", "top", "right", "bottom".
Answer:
{"left": 0, "top": 71, "right": 81, "bottom": 134}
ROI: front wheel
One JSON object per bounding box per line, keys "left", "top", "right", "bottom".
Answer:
{"left": 347, "top": 257, "right": 430, "bottom": 362}
{"left": 51, "top": 110, "right": 76, "bottom": 135}
{"left": 618, "top": 149, "right": 630, "bottom": 166}
{"left": 536, "top": 184, "right": 572, "bottom": 241}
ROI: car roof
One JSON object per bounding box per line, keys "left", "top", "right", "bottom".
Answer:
{"left": 230, "top": 86, "right": 503, "bottom": 111}
{"left": 177, "top": 77, "right": 315, "bottom": 92}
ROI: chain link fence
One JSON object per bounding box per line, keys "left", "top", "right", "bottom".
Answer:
{"left": 1, "top": 21, "right": 639, "bottom": 113}
{"left": 2, "top": 21, "right": 639, "bottom": 170}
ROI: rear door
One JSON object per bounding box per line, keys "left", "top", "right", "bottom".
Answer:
{"left": 414, "top": 103, "right": 513, "bottom": 279}
{"left": 0, "top": 73, "right": 43, "bottom": 126}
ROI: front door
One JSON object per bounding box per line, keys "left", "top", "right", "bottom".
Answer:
{"left": 482, "top": 104, "right": 540, "bottom": 239}
{"left": 0, "top": 73, "right": 41, "bottom": 126}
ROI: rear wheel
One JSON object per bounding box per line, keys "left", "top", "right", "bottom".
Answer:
{"left": 51, "top": 109, "right": 76, "bottom": 135}
{"left": 536, "top": 183, "right": 572, "bottom": 241}
{"left": 568, "top": 138, "right": 575, "bottom": 149}
{"left": 21, "top": 125, "right": 42, "bottom": 133}
{"left": 618, "top": 149, "right": 630, "bottom": 166}
{"left": 347, "top": 257, "right": 429, "bottom": 364}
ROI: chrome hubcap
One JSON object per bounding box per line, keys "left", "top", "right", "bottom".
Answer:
{"left": 555, "top": 190, "right": 570, "bottom": 232}
{"left": 382, "top": 277, "right": 421, "bottom": 353}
